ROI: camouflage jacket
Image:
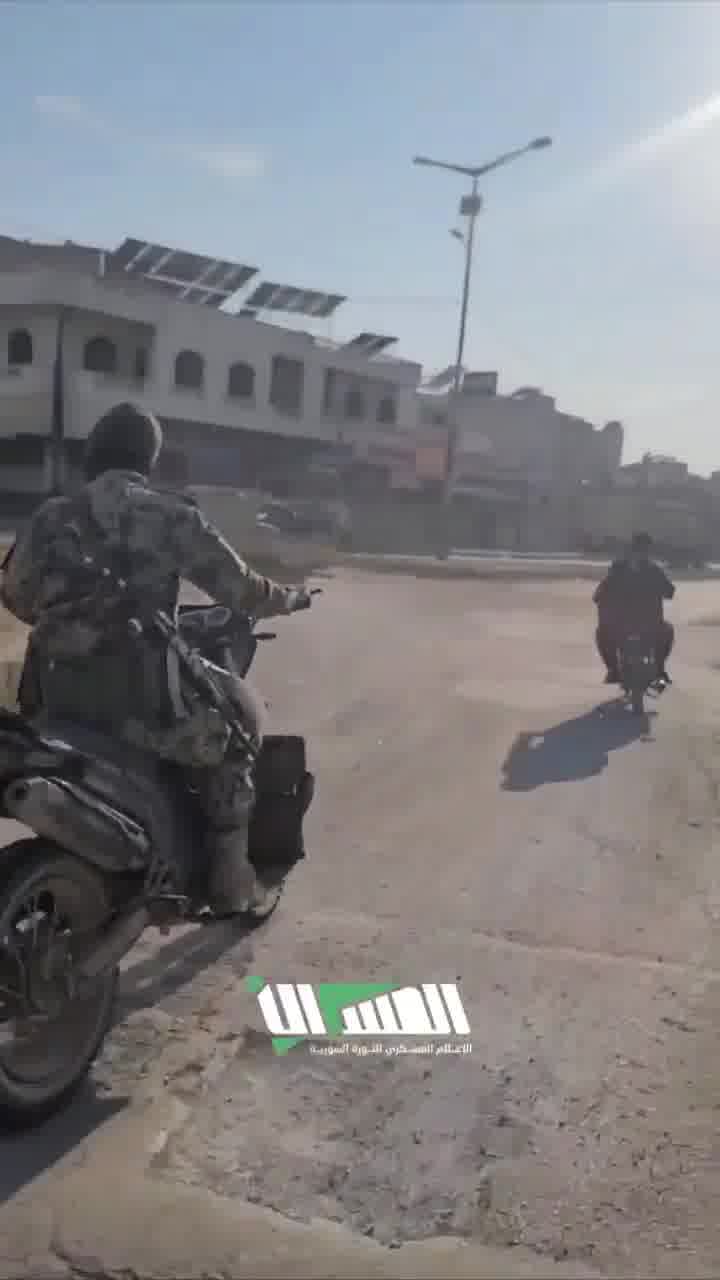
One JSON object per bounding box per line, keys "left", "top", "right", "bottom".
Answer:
{"left": 1, "top": 470, "right": 296, "bottom": 659}
{"left": 0, "top": 472, "right": 298, "bottom": 757}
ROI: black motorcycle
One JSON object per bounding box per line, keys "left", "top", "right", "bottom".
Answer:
{"left": 617, "top": 628, "right": 667, "bottom": 715}
{"left": 0, "top": 600, "right": 315, "bottom": 1128}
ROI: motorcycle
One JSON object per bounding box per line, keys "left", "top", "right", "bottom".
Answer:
{"left": 617, "top": 628, "right": 667, "bottom": 715}
{"left": 0, "top": 597, "right": 316, "bottom": 1128}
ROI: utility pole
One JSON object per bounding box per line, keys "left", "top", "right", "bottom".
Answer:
{"left": 413, "top": 136, "right": 552, "bottom": 557}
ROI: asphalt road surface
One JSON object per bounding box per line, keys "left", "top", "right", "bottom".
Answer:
{"left": 1, "top": 568, "right": 720, "bottom": 1279}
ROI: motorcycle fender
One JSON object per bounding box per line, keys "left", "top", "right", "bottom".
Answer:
{"left": 2, "top": 775, "right": 150, "bottom": 873}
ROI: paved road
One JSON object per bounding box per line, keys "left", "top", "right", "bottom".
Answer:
{"left": 2, "top": 569, "right": 720, "bottom": 1278}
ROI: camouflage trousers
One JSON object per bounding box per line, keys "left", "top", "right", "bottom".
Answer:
{"left": 31, "top": 642, "right": 266, "bottom": 893}
{"left": 125, "top": 656, "right": 268, "bottom": 910}
{"left": 124, "top": 655, "right": 268, "bottom": 835}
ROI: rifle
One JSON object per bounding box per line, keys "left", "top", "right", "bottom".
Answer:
{"left": 137, "top": 610, "right": 259, "bottom": 761}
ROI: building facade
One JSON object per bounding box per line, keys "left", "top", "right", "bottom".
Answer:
{"left": 418, "top": 378, "right": 624, "bottom": 496}
{"left": 0, "top": 235, "right": 423, "bottom": 498}
{"left": 416, "top": 375, "right": 625, "bottom": 549}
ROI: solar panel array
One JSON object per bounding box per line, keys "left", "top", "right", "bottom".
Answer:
{"left": 110, "top": 238, "right": 258, "bottom": 307}
{"left": 106, "top": 238, "right": 406, "bottom": 355}
{"left": 243, "top": 281, "right": 346, "bottom": 318}
{"left": 341, "top": 332, "right": 398, "bottom": 357}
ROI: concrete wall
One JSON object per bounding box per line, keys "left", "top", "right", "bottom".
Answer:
{"left": 0, "top": 366, "right": 52, "bottom": 436}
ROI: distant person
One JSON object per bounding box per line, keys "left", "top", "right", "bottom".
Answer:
{"left": 593, "top": 531, "right": 675, "bottom": 684}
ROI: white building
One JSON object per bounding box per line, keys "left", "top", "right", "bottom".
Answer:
{"left": 0, "top": 235, "right": 422, "bottom": 497}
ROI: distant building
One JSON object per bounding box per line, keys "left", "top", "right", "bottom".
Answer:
{"left": 617, "top": 453, "right": 689, "bottom": 489}
{"left": 417, "top": 375, "right": 624, "bottom": 499}
{"left": 581, "top": 451, "right": 718, "bottom": 555}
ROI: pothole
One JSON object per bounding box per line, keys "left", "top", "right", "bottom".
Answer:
{"left": 155, "top": 1046, "right": 530, "bottom": 1245}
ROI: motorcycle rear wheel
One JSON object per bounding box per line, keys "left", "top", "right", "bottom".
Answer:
{"left": 0, "top": 839, "right": 117, "bottom": 1130}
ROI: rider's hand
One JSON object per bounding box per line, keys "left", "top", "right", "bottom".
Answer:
{"left": 286, "top": 587, "right": 313, "bottom": 612}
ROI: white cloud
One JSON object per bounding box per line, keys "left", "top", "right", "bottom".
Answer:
{"left": 33, "top": 94, "right": 106, "bottom": 131}
{"left": 178, "top": 142, "right": 266, "bottom": 180}
{"left": 589, "top": 92, "right": 720, "bottom": 189}
{"left": 32, "top": 94, "right": 265, "bottom": 181}
{"left": 522, "top": 89, "right": 720, "bottom": 234}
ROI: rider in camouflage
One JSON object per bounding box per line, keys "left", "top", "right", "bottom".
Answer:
{"left": 0, "top": 402, "right": 312, "bottom": 914}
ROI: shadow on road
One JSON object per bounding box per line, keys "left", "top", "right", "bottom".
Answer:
{"left": 117, "top": 919, "right": 253, "bottom": 1017}
{"left": 501, "top": 699, "right": 654, "bottom": 791}
{"left": 0, "top": 1082, "right": 127, "bottom": 1204}
{"left": 0, "top": 921, "right": 253, "bottom": 1204}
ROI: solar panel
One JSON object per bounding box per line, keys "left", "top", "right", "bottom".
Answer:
{"left": 244, "top": 280, "right": 346, "bottom": 318}
{"left": 423, "top": 364, "right": 457, "bottom": 389}
{"left": 109, "top": 237, "right": 258, "bottom": 307}
{"left": 342, "top": 332, "right": 398, "bottom": 357}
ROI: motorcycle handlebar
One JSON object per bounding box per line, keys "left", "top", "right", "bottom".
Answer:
{"left": 150, "top": 587, "right": 322, "bottom": 639}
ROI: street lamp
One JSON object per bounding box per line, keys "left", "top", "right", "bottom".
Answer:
{"left": 413, "top": 136, "right": 552, "bottom": 556}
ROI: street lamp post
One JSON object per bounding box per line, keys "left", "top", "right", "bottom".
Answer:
{"left": 413, "top": 136, "right": 552, "bottom": 557}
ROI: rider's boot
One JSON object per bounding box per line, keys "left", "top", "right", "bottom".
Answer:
{"left": 206, "top": 826, "right": 260, "bottom": 917}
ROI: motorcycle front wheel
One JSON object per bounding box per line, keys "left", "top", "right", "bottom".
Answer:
{"left": 0, "top": 840, "right": 117, "bottom": 1130}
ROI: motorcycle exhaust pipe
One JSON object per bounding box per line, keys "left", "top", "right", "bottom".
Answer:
{"left": 75, "top": 904, "right": 150, "bottom": 981}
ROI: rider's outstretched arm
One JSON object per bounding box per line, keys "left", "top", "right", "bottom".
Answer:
{"left": 169, "top": 501, "right": 300, "bottom": 619}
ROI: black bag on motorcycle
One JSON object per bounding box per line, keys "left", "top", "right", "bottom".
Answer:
{"left": 248, "top": 734, "right": 314, "bottom": 882}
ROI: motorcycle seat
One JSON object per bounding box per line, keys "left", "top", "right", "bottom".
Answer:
{"left": 32, "top": 717, "right": 190, "bottom": 833}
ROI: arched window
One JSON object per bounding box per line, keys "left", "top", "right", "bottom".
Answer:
{"left": 377, "top": 396, "right": 397, "bottom": 425}
{"left": 227, "top": 361, "right": 255, "bottom": 399}
{"left": 174, "top": 349, "right": 205, "bottom": 391}
{"left": 344, "top": 388, "right": 365, "bottom": 420}
{"left": 83, "top": 336, "right": 117, "bottom": 375}
{"left": 7, "top": 328, "right": 33, "bottom": 366}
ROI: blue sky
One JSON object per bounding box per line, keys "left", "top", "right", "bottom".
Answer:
{"left": 2, "top": 1, "right": 720, "bottom": 471}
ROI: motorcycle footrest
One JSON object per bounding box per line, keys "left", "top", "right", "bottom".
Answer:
{"left": 146, "top": 894, "right": 192, "bottom": 927}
